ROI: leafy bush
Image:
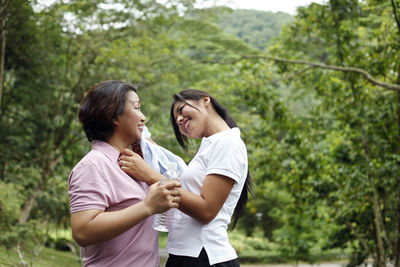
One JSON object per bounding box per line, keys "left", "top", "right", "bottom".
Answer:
{"left": 0, "top": 182, "right": 23, "bottom": 227}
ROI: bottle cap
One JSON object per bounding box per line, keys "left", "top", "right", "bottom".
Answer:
{"left": 167, "top": 162, "right": 177, "bottom": 171}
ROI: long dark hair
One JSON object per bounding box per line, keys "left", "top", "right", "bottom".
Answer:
{"left": 170, "top": 89, "right": 253, "bottom": 229}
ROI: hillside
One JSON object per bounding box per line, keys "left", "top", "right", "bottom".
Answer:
{"left": 217, "top": 9, "right": 293, "bottom": 50}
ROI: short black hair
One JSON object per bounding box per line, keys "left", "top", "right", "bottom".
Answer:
{"left": 79, "top": 80, "right": 137, "bottom": 142}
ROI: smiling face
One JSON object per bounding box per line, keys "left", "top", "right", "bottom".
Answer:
{"left": 173, "top": 99, "right": 208, "bottom": 139}
{"left": 114, "top": 90, "right": 146, "bottom": 144}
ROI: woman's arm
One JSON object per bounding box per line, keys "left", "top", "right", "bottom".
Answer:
{"left": 179, "top": 174, "right": 234, "bottom": 224}
{"left": 119, "top": 149, "right": 234, "bottom": 224}
{"left": 71, "top": 181, "right": 180, "bottom": 247}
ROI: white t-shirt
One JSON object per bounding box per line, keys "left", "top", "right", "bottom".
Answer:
{"left": 166, "top": 127, "right": 248, "bottom": 265}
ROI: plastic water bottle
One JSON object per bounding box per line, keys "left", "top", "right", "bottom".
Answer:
{"left": 153, "top": 162, "right": 179, "bottom": 232}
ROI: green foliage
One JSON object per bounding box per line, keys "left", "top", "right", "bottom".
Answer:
{"left": 262, "top": 0, "right": 400, "bottom": 265}
{"left": 216, "top": 9, "right": 293, "bottom": 50}
{"left": 0, "top": 182, "right": 23, "bottom": 226}
{"left": 2, "top": 0, "right": 400, "bottom": 265}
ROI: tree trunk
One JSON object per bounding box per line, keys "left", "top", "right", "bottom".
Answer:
{"left": 18, "top": 147, "right": 67, "bottom": 223}
{"left": 371, "top": 187, "right": 386, "bottom": 267}
{"left": 0, "top": 21, "right": 5, "bottom": 109}
{"left": 18, "top": 188, "right": 41, "bottom": 224}
{"left": 395, "top": 61, "right": 400, "bottom": 267}
{"left": 396, "top": 186, "right": 400, "bottom": 267}
{"left": 0, "top": 0, "right": 9, "bottom": 111}
{"left": 329, "top": 0, "right": 344, "bottom": 64}
{"left": 362, "top": 133, "right": 387, "bottom": 267}
{"left": 18, "top": 165, "right": 50, "bottom": 223}
{"left": 394, "top": 8, "right": 400, "bottom": 265}
{"left": 347, "top": 221, "right": 376, "bottom": 262}
{"left": 1, "top": 161, "right": 6, "bottom": 180}
{"left": 18, "top": 151, "right": 51, "bottom": 223}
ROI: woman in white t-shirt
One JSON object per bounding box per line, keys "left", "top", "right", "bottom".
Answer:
{"left": 120, "top": 89, "right": 253, "bottom": 267}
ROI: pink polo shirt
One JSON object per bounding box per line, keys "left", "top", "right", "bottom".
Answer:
{"left": 68, "top": 140, "right": 159, "bottom": 267}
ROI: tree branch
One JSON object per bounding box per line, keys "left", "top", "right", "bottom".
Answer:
{"left": 346, "top": 221, "right": 376, "bottom": 262}
{"left": 285, "top": 66, "right": 314, "bottom": 81}
{"left": 205, "top": 55, "right": 400, "bottom": 91}
{"left": 15, "top": 243, "right": 28, "bottom": 267}
{"left": 391, "top": 0, "right": 400, "bottom": 36}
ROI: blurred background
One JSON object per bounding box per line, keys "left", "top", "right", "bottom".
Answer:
{"left": 0, "top": 0, "right": 399, "bottom": 266}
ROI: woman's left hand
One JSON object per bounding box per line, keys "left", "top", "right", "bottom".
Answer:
{"left": 119, "top": 148, "right": 158, "bottom": 184}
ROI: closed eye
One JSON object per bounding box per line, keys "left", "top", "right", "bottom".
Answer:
{"left": 177, "top": 105, "right": 185, "bottom": 115}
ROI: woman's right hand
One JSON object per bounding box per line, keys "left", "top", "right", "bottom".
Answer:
{"left": 144, "top": 180, "right": 181, "bottom": 214}
{"left": 119, "top": 148, "right": 158, "bottom": 184}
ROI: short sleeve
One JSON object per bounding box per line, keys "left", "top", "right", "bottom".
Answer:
{"left": 68, "top": 162, "right": 112, "bottom": 213}
{"left": 206, "top": 137, "right": 247, "bottom": 184}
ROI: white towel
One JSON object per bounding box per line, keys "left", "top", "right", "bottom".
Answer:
{"left": 140, "top": 126, "right": 187, "bottom": 177}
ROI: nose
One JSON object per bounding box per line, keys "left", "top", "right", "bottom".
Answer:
{"left": 176, "top": 115, "right": 183, "bottom": 126}
{"left": 140, "top": 111, "right": 146, "bottom": 123}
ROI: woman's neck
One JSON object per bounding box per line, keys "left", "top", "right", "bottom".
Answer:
{"left": 107, "top": 136, "right": 135, "bottom": 152}
{"left": 204, "top": 115, "right": 231, "bottom": 137}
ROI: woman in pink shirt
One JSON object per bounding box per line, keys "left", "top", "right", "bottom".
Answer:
{"left": 68, "top": 80, "right": 181, "bottom": 266}
{"left": 119, "top": 89, "right": 252, "bottom": 267}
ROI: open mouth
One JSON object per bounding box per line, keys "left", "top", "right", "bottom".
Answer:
{"left": 180, "top": 118, "right": 191, "bottom": 134}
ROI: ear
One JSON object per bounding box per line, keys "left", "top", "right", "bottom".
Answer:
{"left": 113, "top": 117, "right": 120, "bottom": 127}
{"left": 202, "top": 96, "right": 210, "bottom": 106}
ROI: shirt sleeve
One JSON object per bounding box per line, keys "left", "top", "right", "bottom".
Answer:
{"left": 206, "top": 136, "right": 247, "bottom": 184}
{"left": 68, "top": 162, "right": 112, "bottom": 213}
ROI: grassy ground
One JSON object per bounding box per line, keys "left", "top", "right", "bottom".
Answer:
{"left": 0, "top": 245, "right": 80, "bottom": 267}
{"left": 0, "top": 230, "right": 346, "bottom": 266}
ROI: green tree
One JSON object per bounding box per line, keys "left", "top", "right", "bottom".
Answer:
{"left": 0, "top": 1, "right": 261, "bottom": 263}
{"left": 200, "top": 0, "right": 400, "bottom": 264}
{"left": 251, "top": 0, "right": 400, "bottom": 265}
{"left": 0, "top": 0, "right": 203, "bottom": 262}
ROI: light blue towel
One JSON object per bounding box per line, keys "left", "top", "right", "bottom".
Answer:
{"left": 140, "top": 125, "right": 187, "bottom": 177}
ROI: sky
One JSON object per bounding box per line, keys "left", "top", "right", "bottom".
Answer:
{"left": 38, "top": 0, "right": 327, "bottom": 15}
{"left": 200, "top": 0, "right": 326, "bottom": 14}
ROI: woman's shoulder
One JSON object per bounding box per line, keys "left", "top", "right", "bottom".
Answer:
{"left": 69, "top": 150, "right": 110, "bottom": 185}
{"left": 72, "top": 149, "right": 109, "bottom": 171}
{"left": 215, "top": 128, "right": 245, "bottom": 147}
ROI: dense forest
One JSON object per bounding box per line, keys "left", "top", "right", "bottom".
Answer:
{"left": 1, "top": 0, "right": 400, "bottom": 266}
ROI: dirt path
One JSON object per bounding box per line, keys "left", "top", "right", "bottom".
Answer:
{"left": 241, "top": 260, "right": 376, "bottom": 267}
{"left": 241, "top": 264, "right": 350, "bottom": 267}
{"left": 159, "top": 249, "right": 368, "bottom": 267}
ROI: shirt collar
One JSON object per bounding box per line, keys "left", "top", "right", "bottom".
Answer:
{"left": 202, "top": 127, "right": 240, "bottom": 144}
{"left": 92, "top": 140, "right": 120, "bottom": 163}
